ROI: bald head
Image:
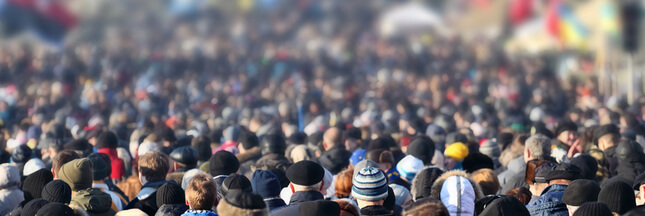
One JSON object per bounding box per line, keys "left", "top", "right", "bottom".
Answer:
{"left": 323, "top": 128, "right": 341, "bottom": 150}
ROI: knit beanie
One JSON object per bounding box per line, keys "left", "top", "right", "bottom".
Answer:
{"left": 598, "top": 179, "right": 636, "bottom": 214}
{"left": 555, "top": 121, "right": 578, "bottom": 137}
{"left": 479, "top": 195, "right": 530, "bottom": 216}
{"left": 22, "top": 169, "right": 53, "bottom": 201}
{"left": 407, "top": 136, "right": 435, "bottom": 165}
{"left": 562, "top": 179, "right": 600, "bottom": 206}
{"left": 397, "top": 155, "right": 424, "bottom": 181}
{"left": 251, "top": 170, "right": 281, "bottom": 198}
{"left": 156, "top": 182, "right": 185, "bottom": 207}
{"left": 479, "top": 139, "right": 500, "bottom": 159}
{"left": 57, "top": 158, "right": 93, "bottom": 191}
{"left": 21, "top": 198, "right": 49, "bottom": 216}
{"left": 209, "top": 151, "right": 240, "bottom": 176}
{"left": 351, "top": 167, "right": 388, "bottom": 201}
{"left": 41, "top": 180, "right": 72, "bottom": 204}
{"left": 96, "top": 131, "right": 118, "bottom": 149}
{"left": 181, "top": 168, "right": 203, "bottom": 191}
{"left": 36, "top": 203, "right": 75, "bottom": 216}
{"left": 353, "top": 159, "right": 380, "bottom": 177}
{"left": 23, "top": 158, "right": 46, "bottom": 176}
{"left": 221, "top": 174, "right": 252, "bottom": 197}
{"left": 88, "top": 153, "right": 108, "bottom": 180}
{"left": 573, "top": 202, "right": 613, "bottom": 216}
{"left": 444, "top": 142, "right": 469, "bottom": 161}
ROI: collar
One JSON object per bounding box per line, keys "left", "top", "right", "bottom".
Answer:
{"left": 289, "top": 191, "right": 324, "bottom": 204}
{"left": 185, "top": 209, "right": 216, "bottom": 213}
{"left": 137, "top": 180, "right": 173, "bottom": 200}
{"left": 540, "top": 184, "right": 568, "bottom": 196}
{"left": 97, "top": 148, "right": 118, "bottom": 156}
{"left": 92, "top": 183, "right": 109, "bottom": 191}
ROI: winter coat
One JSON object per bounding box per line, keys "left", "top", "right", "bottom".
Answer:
{"left": 525, "top": 184, "right": 568, "bottom": 216}
{"left": 430, "top": 170, "right": 485, "bottom": 216}
{"left": 117, "top": 175, "right": 142, "bottom": 202}
{"left": 236, "top": 146, "right": 261, "bottom": 179}
{"left": 97, "top": 148, "right": 125, "bottom": 180}
{"left": 255, "top": 153, "right": 291, "bottom": 172}
{"left": 155, "top": 204, "right": 189, "bottom": 216}
{"left": 125, "top": 180, "right": 172, "bottom": 216}
{"left": 264, "top": 197, "right": 286, "bottom": 211}
{"left": 181, "top": 209, "right": 218, "bottom": 216}
{"left": 71, "top": 188, "right": 117, "bottom": 216}
{"left": 497, "top": 156, "right": 525, "bottom": 188}
{"left": 270, "top": 191, "right": 324, "bottom": 216}
{"left": 359, "top": 205, "right": 394, "bottom": 216}
{"left": 0, "top": 164, "right": 24, "bottom": 215}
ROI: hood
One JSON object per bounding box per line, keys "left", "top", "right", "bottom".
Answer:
{"left": 71, "top": 188, "right": 117, "bottom": 215}
{"left": 410, "top": 166, "right": 444, "bottom": 201}
{"left": 430, "top": 170, "right": 485, "bottom": 208}
{"left": 236, "top": 146, "right": 261, "bottom": 163}
{"left": 0, "top": 164, "right": 21, "bottom": 188}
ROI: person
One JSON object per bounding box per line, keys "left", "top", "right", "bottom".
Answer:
{"left": 401, "top": 197, "right": 449, "bottom": 216}
{"left": 167, "top": 146, "right": 199, "bottom": 185}
{"left": 332, "top": 168, "right": 353, "bottom": 200}
{"left": 155, "top": 182, "right": 189, "bottom": 216}
{"left": 251, "top": 170, "right": 286, "bottom": 211}
{"left": 42, "top": 180, "right": 72, "bottom": 204}
{"left": 35, "top": 203, "right": 76, "bottom": 216}
{"left": 389, "top": 184, "right": 411, "bottom": 208}
{"left": 298, "top": 200, "right": 341, "bottom": 216}
{"left": 88, "top": 153, "right": 127, "bottom": 211}
{"left": 11, "top": 145, "right": 32, "bottom": 175}
{"left": 614, "top": 139, "right": 645, "bottom": 186}
{"left": 561, "top": 179, "right": 601, "bottom": 216}
{"left": 351, "top": 167, "right": 392, "bottom": 216}
{"left": 58, "top": 158, "right": 116, "bottom": 216}
{"left": 593, "top": 124, "right": 620, "bottom": 175}
{"left": 443, "top": 142, "right": 469, "bottom": 170}
{"left": 18, "top": 198, "right": 50, "bottom": 216}
{"left": 95, "top": 131, "right": 126, "bottom": 181}
{"left": 478, "top": 195, "right": 530, "bottom": 216}
{"left": 334, "top": 200, "right": 359, "bottom": 216}
{"left": 318, "top": 128, "right": 351, "bottom": 175}
{"left": 526, "top": 163, "right": 582, "bottom": 216}
{"left": 406, "top": 136, "right": 435, "bottom": 166}
{"left": 51, "top": 150, "right": 80, "bottom": 179}
{"left": 182, "top": 173, "right": 218, "bottom": 216}
{"left": 552, "top": 121, "right": 578, "bottom": 163}
{"left": 125, "top": 151, "right": 172, "bottom": 215}
{"left": 236, "top": 131, "right": 261, "bottom": 179}
{"left": 597, "top": 179, "right": 636, "bottom": 215}
{"left": 0, "top": 164, "right": 23, "bottom": 215}
{"left": 208, "top": 151, "right": 240, "bottom": 200}
{"left": 217, "top": 190, "right": 269, "bottom": 216}
{"left": 220, "top": 174, "right": 252, "bottom": 197}
{"left": 271, "top": 160, "right": 325, "bottom": 216}
{"left": 395, "top": 155, "right": 423, "bottom": 188}
{"left": 344, "top": 127, "right": 363, "bottom": 153}
{"left": 429, "top": 170, "right": 485, "bottom": 216}
{"left": 506, "top": 187, "right": 532, "bottom": 205}
{"left": 410, "top": 167, "right": 443, "bottom": 202}
{"left": 572, "top": 202, "right": 613, "bottom": 216}
{"left": 255, "top": 134, "right": 290, "bottom": 174}
{"left": 500, "top": 134, "right": 552, "bottom": 194}
{"left": 9, "top": 168, "right": 53, "bottom": 216}
{"left": 470, "top": 168, "right": 500, "bottom": 195}
{"left": 191, "top": 136, "right": 212, "bottom": 167}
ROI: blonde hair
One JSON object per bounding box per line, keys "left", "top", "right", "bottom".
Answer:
{"left": 186, "top": 173, "right": 217, "bottom": 210}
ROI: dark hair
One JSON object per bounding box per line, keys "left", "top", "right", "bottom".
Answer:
{"left": 191, "top": 136, "right": 212, "bottom": 162}
{"left": 506, "top": 187, "right": 532, "bottom": 205}
{"left": 52, "top": 150, "right": 80, "bottom": 177}
{"left": 403, "top": 197, "right": 449, "bottom": 216}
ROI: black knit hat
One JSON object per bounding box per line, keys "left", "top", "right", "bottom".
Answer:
{"left": 12, "top": 145, "right": 32, "bottom": 163}
{"left": 88, "top": 153, "right": 108, "bottom": 180}
{"left": 36, "top": 203, "right": 75, "bottom": 216}
{"left": 545, "top": 163, "right": 582, "bottom": 182}
{"left": 562, "top": 179, "right": 600, "bottom": 206}
{"left": 21, "top": 198, "right": 50, "bottom": 216}
{"left": 598, "top": 179, "right": 636, "bottom": 214}
{"left": 633, "top": 172, "right": 645, "bottom": 190}
{"left": 407, "top": 136, "right": 435, "bottom": 165}
{"left": 170, "top": 146, "right": 199, "bottom": 165}
{"left": 555, "top": 121, "right": 578, "bottom": 136}
{"left": 23, "top": 169, "right": 53, "bottom": 201}
{"left": 298, "top": 200, "right": 340, "bottom": 216}
{"left": 288, "top": 132, "right": 307, "bottom": 145}
{"left": 156, "top": 182, "right": 186, "bottom": 207}
{"left": 479, "top": 195, "right": 530, "bottom": 216}
{"left": 462, "top": 152, "right": 494, "bottom": 173}
{"left": 41, "top": 180, "right": 72, "bottom": 204}
{"left": 209, "top": 151, "right": 240, "bottom": 176}
{"left": 260, "top": 134, "right": 286, "bottom": 155}
{"left": 573, "top": 202, "right": 613, "bottom": 216}
{"left": 286, "top": 160, "right": 324, "bottom": 186}
{"left": 223, "top": 190, "right": 266, "bottom": 209}
{"left": 95, "top": 131, "right": 118, "bottom": 149}
{"left": 412, "top": 167, "right": 444, "bottom": 201}
{"left": 221, "top": 174, "right": 252, "bottom": 197}
{"left": 238, "top": 131, "right": 259, "bottom": 150}
{"left": 570, "top": 155, "right": 598, "bottom": 180}
{"left": 593, "top": 124, "right": 620, "bottom": 145}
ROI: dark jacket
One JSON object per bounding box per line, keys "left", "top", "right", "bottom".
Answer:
{"left": 604, "top": 146, "right": 619, "bottom": 175}
{"left": 525, "top": 184, "right": 568, "bottom": 216}
{"left": 319, "top": 145, "right": 351, "bottom": 174}
{"left": 155, "top": 204, "right": 189, "bottom": 216}
{"left": 237, "top": 146, "right": 261, "bottom": 179}
{"left": 264, "top": 197, "right": 286, "bottom": 211}
{"left": 125, "top": 180, "right": 172, "bottom": 216}
{"left": 270, "top": 191, "right": 324, "bottom": 216}
{"left": 360, "top": 205, "right": 394, "bottom": 216}
{"left": 255, "top": 153, "right": 291, "bottom": 172}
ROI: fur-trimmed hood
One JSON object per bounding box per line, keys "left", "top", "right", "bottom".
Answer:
{"left": 410, "top": 166, "right": 444, "bottom": 201}
{"left": 430, "top": 169, "right": 485, "bottom": 203}
{"left": 216, "top": 198, "right": 269, "bottom": 216}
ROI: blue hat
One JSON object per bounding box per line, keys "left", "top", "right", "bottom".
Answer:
{"left": 352, "top": 167, "right": 388, "bottom": 201}
{"left": 251, "top": 170, "right": 282, "bottom": 198}
{"left": 349, "top": 149, "right": 367, "bottom": 166}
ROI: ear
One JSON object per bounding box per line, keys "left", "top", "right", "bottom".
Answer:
{"left": 51, "top": 168, "right": 56, "bottom": 179}
{"left": 322, "top": 141, "right": 328, "bottom": 149}
{"left": 174, "top": 162, "right": 178, "bottom": 170}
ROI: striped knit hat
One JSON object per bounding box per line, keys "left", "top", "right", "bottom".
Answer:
{"left": 352, "top": 167, "right": 388, "bottom": 201}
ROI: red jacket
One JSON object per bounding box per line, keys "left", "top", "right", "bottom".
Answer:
{"left": 98, "top": 148, "right": 125, "bottom": 180}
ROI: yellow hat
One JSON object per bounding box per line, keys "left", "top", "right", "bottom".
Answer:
{"left": 444, "top": 142, "right": 469, "bottom": 161}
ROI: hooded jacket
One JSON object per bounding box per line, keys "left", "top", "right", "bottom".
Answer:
{"left": 0, "top": 164, "right": 23, "bottom": 215}
{"left": 155, "top": 204, "right": 189, "bottom": 216}
{"left": 71, "top": 188, "right": 117, "bottom": 216}
{"left": 97, "top": 148, "right": 125, "bottom": 180}
{"left": 525, "top": 184, "right": 568, "bottom": 216}
{"left": 430, "top": 170, "right": 485, "bottom": 216}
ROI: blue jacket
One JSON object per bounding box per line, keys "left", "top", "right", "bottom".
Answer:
{"left": 270, "top": 191, "right": 323, "bottom": 216}
{"left": 181, "top": 209, "right": 218, "bottom": 216}
{"left": 526, "top": 184, "right": 569, "bottom": 216}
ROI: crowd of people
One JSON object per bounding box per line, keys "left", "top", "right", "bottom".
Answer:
{"left": 0, "top": 0, "right": 645, "bottom": 216}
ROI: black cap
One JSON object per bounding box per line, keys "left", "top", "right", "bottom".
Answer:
{"left": 562, "top": 179, "right": 600, "bottom": 206}
{"left": 41, "top": 180, "right": 72, "bottom": 204}
{"left": 555, "top": 121, "right": 578, "bottom": 136}
{"left": 21, "top": 198, "right": 50, "bottom": 216}
{"left": 570, "top": 155, "right": 598, "bottom": 180}
{"left": 598, "top": 179, "right": 636, "bottom": 214}
{"left": 88, "top": 153, "right": 108, "bottom": 180}
{"left": 223, "top": 190, "right": 266, "bottom": 210}
{"left": 545, "top": 163, "right": 582, "bottom": 182}
{"left": 299, "top": 200, "right": 341, "bottom": 216}
{"left": 479, "top": 195, "right": 530, "bottom": 216}
{"left": 407, "top": 136, "right": 435, "bottom": 165}
{"left": 221, "top": 174, "right": 252, "bottom": 197}
{"left": 260, "top": 134, "right": 286, "bottom": 155}
{"left": 23, "top": 169, "right": 53, "bottom": 201}
{"left": 288, "top": 132, "right": 307, "bottom": 145}
{"left": 170, "top": 146, "right": 199, "bottom": 165}
{"left": 36, "top": 203, "right": 75, "bottom": 216}
{"left": 156, "top": 182, "right": 185, "bottom": 207}
{"left": 345, "top": 127, "right": 362, "bottom": 140}
{"left": 238, "top": 131, "right": 259, "bottom": 150}
{"left": 95, "top": 131, "right": 118, "bottom": 149}
{"left": 462, "top": 152, "right": 494, "bottom": 173}
{"left": 573, "top": 202, "right": 613, "bottom": 216}
{"left": 534, "top": 163, "right": 557, "bottom": 183}
{"left": 209, "top": 151, "right": 240, "bottom": 176}
{"left": 593, "top": 124, "right": 620, "bottom": 145}
{"left": 12, "top": 145, "right": 32, "bottom": 163}
{"left": 286, "top": 160, "right": 324, "bottom": 186}
{"left": 616, "top": 139, "right": 644, "bottom": 159}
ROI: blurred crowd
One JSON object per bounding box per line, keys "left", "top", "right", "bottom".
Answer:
{"left": 0, "top": 0, "right": 644, "bottom": 216}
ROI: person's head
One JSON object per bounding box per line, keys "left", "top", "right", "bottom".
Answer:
{"left": 407, "top": 136, "right": 435, "bottom": 166}
{"left": 410, "top": 167, "right": 444, "bottom": 201}
{"left": 209, "top": 150, "right": 239, "bottom": 177}
{"left": 476, "top": 195, "right": 530, "bottom": 216}
{"left": 0, "top": 164, "right": 20, "bottom": 190}
{"left": 366, "top": 149, "right": 394, "bottom": 171}
{"left": 169, "top": 146, "right": 199, "bottom": 170}
{"left": 51, "top": 150, "right": 79, "bottom": 179}
{"left": 57, "top": 158, "right": 92, "bottom": 192}
{"left": 21, "top": 198, "right": 50, "bottom": 216}
{"left": 562, "top": 179, "right": 600, "bottom": 215}
{"left": 390, "top": 184, "right": 412, "bottom": 207}
{"left": 191, "top": 135, "right": 212, "bottom": 163}
{"left": 260, "top": 134, "right": 287, "bottom": 156}
{"left": 523, "top": 134, "right": 551, "bottom": 163}
{"left": 221, "top": 174, "right": 252, "bottom": 197}
{"left": 444, "top": 142, "right": 469, "bottom": 169}
{"left": 251, "top": 170, "right": 281, "bottom": 199}
{"left": 397, "top": 155, "right": 424, "bottom": 182}
{"left": 156, "top": 182, "right": 185, "bottom": 208}
{"left": 402, "top": 197, "right": 449, "bottom": 216}
{"left": 351, "top": 167, "right": 389, "bottom": 208}
{"left": 545, "top": 163, "right": 582, "bottom": 185}
{"left": 323, "top": 127, "right": 341, "bottom": 150}
{"left": 138, "top": 151, "right": 170, "bottom": 184}
{"left": 87, "top": 153, "right": 109, "bottom": 181}
{"left": 572, "top": 202, "right": 613, "bottom": 216}
{"left": 594, "top": 124, "right": 620, "bottom": 151}
{"left": 95, "top": 131, "right": 118, "bottom": 149}
{"left": 185, "top": 173, "right": 217, "bottom": 210}
{"left": 22, "top": 169, "right": 53, "bottom": 201}
{"left": 334, "top": 168, "right": 354, "bottom": 199}
{"left": 461, "top": 152, "right": 495, "bottom": 173}
{"left": 506, "top": 187, "right": 532, "bottom": 205}
{"left": 598, "top": 179, "right": 636, "bottom": 215}
{"left": 216, "top": 190, "right": 268, "bottom": 216}
{"left": 344, "top": 127, "right": 362, "bottom": 152}
{"left": 63, "top": 139, "right": 91, "bottom": 157}
{"left": 299, "top": 200, "right": 341, "bottom": 216}
{"left": 35, "top": 203, "right": 75, "bottom": 216}
{"left": 555, "top": 121, "right": 578, "bottom": 146}
{"left": 570, "top": 155, "right": 598, "bottom": 180}
{"left": 237, "top": 131, "right": 258, "bottom": 153}
{"left": 470, "top": 168, "right": 500, "bottom": 195}
{"left": 41, "top": 180, "right": 72, "bottom": 204}
{"left": 286, "top": 160, "right": 325, "bottom": 193}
